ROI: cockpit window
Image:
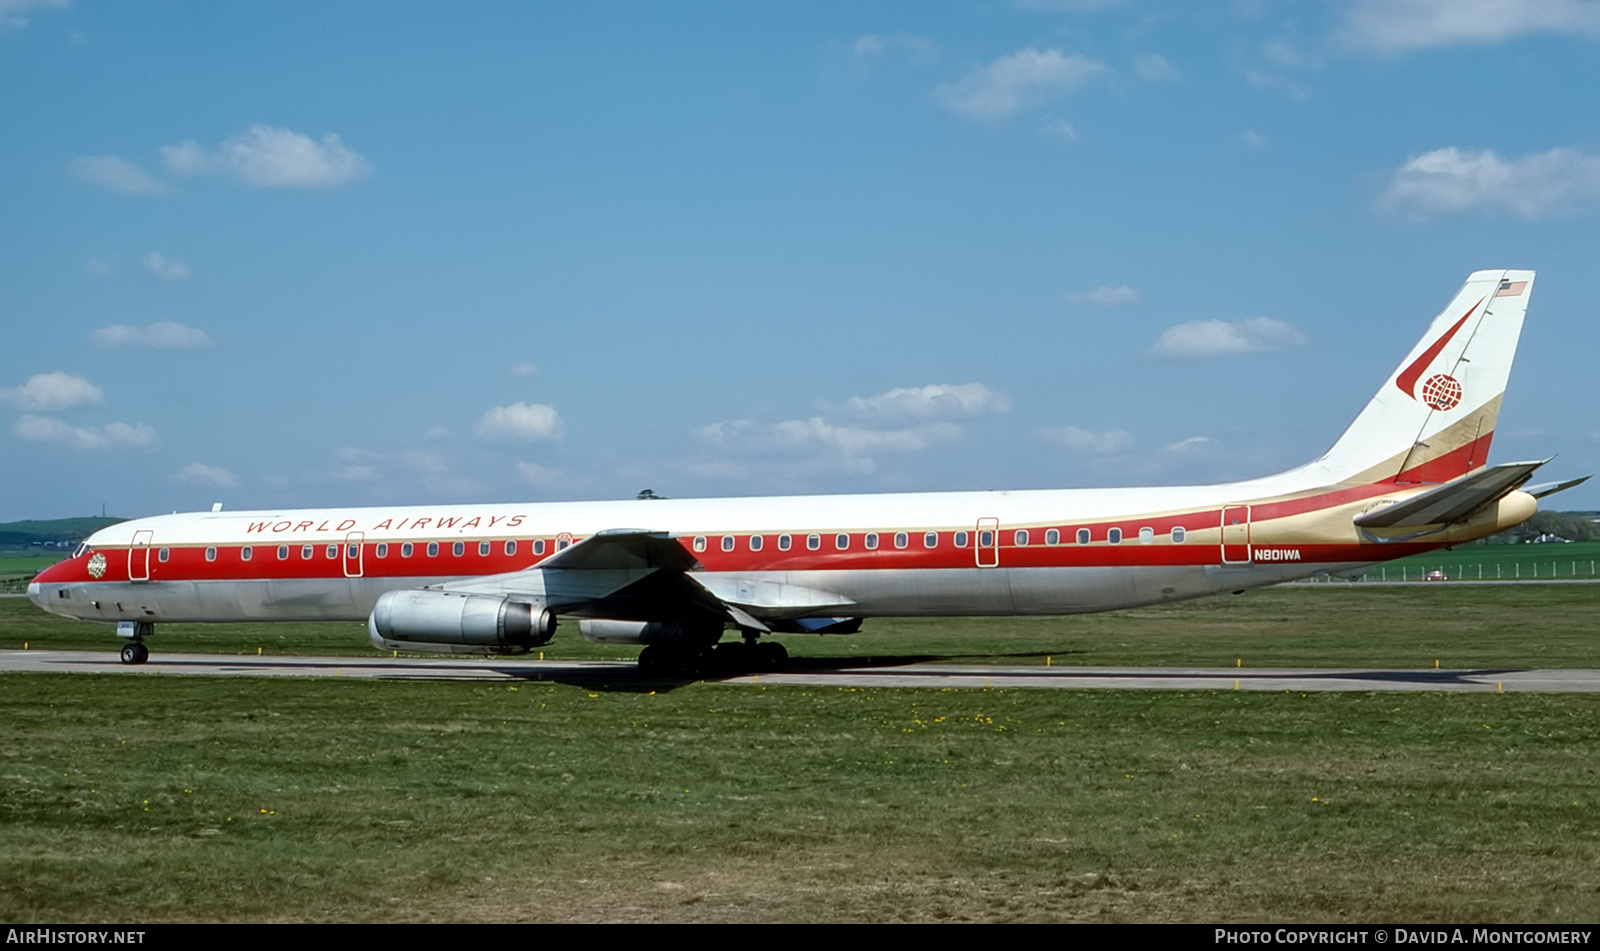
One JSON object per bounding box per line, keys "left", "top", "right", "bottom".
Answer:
{"left": 74, "top": 543, "right": 92, "bottom": 558}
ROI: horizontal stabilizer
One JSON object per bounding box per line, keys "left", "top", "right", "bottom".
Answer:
{"left": 1353, "top": 460, "right": 1546, "bottom": 529}
{"left": 1524, "top": 475, "right": 1591, "bottom": 500}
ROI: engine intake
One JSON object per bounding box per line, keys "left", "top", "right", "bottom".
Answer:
{"left": 369, "top": 589, "right": 554, "bottom": 655}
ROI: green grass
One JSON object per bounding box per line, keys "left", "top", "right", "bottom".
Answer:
{"left": 6, "top": 583, "right": 1597, "bottom": 669}
{"left": 1, "top": 675, "right": 1596, "bottom": 923}
{"left": 1383, "top": 541, "right": 1600, "bottom": 580}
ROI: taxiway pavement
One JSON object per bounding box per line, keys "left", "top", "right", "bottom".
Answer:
{"left": 3, "top": 650, "right": 1598, "bottom": 692}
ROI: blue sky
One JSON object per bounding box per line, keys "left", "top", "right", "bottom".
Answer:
{"left": 3, "top": 0, "right": 1599, "bottom": 521}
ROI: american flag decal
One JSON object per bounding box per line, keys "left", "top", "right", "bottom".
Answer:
{"left": 1496, "top": 280, "right": 1528, "bottom": 297}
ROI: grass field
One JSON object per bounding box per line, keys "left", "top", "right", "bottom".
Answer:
{"left": 3, "top": 581, "right": 1599, "bottom": 922}
{"left": 5, "top": 581, "right": 1597, "bottom": 670}
{"left": 2, "top": 674, "right": 1597, "bottom": 923}
{"left": 1374, "top": 541, "right": 1600, "bottom": 582}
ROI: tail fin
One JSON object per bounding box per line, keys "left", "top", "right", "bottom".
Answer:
{"left": 1312, "top": 269, "right": 1534, "bottom": 486}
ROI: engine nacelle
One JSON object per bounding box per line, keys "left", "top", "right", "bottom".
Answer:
{"left": 368, "top": 589, "right": 555, "bottom": 655}
{"left": 577, "top": 618, "right": 704, "bottom": 645}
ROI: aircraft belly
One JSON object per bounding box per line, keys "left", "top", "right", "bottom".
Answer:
{"left": 754, "top": 566, "right": 1221, "bottom": 617}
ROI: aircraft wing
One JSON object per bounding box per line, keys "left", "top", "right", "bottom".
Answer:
{"left": 437, "top": 528, "right": 852, "bottom": 632}
{"left": 1353, "top": 460, "right": 1547, "bottom": 529}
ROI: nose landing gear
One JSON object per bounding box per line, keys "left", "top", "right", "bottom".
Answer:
{"left": 117, "top": 621, "right": 153, "bottom": 665}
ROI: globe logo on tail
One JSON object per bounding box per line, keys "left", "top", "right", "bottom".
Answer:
{"left": 1420, "top": 373, "right": 1462, "bottom": 411}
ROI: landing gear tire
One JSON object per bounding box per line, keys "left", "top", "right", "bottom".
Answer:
{"left": 755, "top": 641, "right": 788, "bottom": 671}
{"left": 120, "top": 642, "right": 149, "bottom": 665}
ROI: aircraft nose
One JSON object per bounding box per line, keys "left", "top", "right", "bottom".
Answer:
{"left": 26, "top": 581, "right": 48, "bottom": 611}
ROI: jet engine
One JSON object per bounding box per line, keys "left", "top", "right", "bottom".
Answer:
{"left": 368, "top": 589, "right": 555, "bottom": 655}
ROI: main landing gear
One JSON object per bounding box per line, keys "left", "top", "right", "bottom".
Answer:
{"left": 118, "top": 621, "right": 154, "bottom": 665}
{"left": 637, "top": 637, "right": 789, "bottom": 677}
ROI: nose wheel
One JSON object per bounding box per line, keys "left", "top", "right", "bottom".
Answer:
{"left": 120, "top": 642, "right": 150, "bottom": 665}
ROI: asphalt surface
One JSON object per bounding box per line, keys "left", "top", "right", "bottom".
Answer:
{"left": 4, "top": 649, "right": 1598, "bottom": 692}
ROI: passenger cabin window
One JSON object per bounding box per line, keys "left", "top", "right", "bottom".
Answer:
{"left": 1108, "top": 528, "right": 1122, "bottom": 545}
{"left": 1172, "top": 527, "right": 1186, "bottom": 544}
{"left": 533, "top": 539, "right": 545, "bottom": 555}
{"left": 1014, "top": 530, "right": 1029, "bottom": 547}
{"left": 452, "top": 541, "right": 465, "bottom": 557}
{"left": 894, "top": 532, "right": 909, "bottom": 549}
{"left": 979, "top": 531, "right": 993, "bottom": 547}
{"left": 348, "top": 545, "right": 359, "bottom": 559}
{"left": 721, "top": 536, "right": 734, "bottom": 552}
{"left": 278, "top": 545, "right": 289, "bottom": 560}
{"left": 479, "top": 541, "right": 491, "bottom": 556}
{"left": 693, "top": 536, "right": 707, "bottom": 552}
{"left": 158, "top": 548, "right": 170, "bottom": 562}
{"left": 807, "top": 534, "right": 821, "bottom": 551}
{"left": 954, "top": 531, "right": 968, "bottom": 548}
{"left": 1139, "top": 527, "right": 1154, "bottom": 544}
{"left": 924, "top": 532, "right": 937, "bottom": 548}
{"left": 401, "top": 543, "right": 414, "bottom": 558}
{"left": 241, "top": 546, "right": 253, "bottom": 561}
{"left": 778, "top": 535, "right": 792, "bottom": 551}
{"left": 301, "top": 545, "right": 314, "bottom": 560}
{"left": 377, "top": 543, "right": 389, "bottom": 558}
{"left": 427, "top": 542, "right": 439, "bottom": 557}
{"left": 326, "top": 544, "right": 338, "bottom": 559}
{"left": 1046, "top": 529, "right": 1060, "bottom": 545}
{"left": 865, "top": 533, "right": 879, "bottom": 550}
{"left": 205, "top": 547, "right": 216, "bottom": 562}
{"left": 504, "top": 540, "right": 517, "bottom": 556}
{"left": 836, "top": 533, "right": 849, "bottom": 550}
{"left": 1076, "top": 529, "right": 1090, "bottom": 545}
{"left": 750, "top": 535, "right": 763, "bottom": 551}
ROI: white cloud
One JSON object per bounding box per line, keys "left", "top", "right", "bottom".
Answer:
{"left": 1165, "top": 436, "right": 1217, "bottom": 453}
{"left": 1, "top": 0, "right": 67, "bottom": 30}
{"left": 1378, "top": 147, "right": 1600, "bottom": 220}
{"left": 853, "top": 33, "right": 941, "bottom": 62}
{"left": 509, "top": 362, "right": 538, "bottom": 378}
{"left": 141, "top": 252, "right": 191, "bottom": 282}
{"left": 2, "top": 372, "right": 104, "bottom": 411}
{"left": 1341, "top": 0, "right": 1600, "bottom": 54}
{"left": 1242, "top": 130, "right": 1266, "bottom": 150}
{"left": 175, "top": 462, "right": 238, "bottom": 487}
{"left": 475, "top": 402, "right": 563, "bottom": 441}
{"left": 1070, "top": 284, "right": 1140, "bottom": 306}
{"left": 1133, "top": 53, "right": 1178, "bottom": 81}
{"left": 1040, "top": 426, "right": 1134, "bottom": 455}
{"left": 90, "top": 322, "right": 213, "bottom": 349}
{"left": 1038, "top": 119, "right": 1079, "bottom": 141}
{"left": 69, "top": 156, "right": 168, "bottom": 196}
{"left": 935, "top": 48, "right": 1109, "bottom": 122}
{"left": 1152, "top": 317, "right": 1308, "bottom": 359}
{"left": 14, "top": 415, "right": 157, "bottom": 450}
{"left": 161, "top": 124, "right": 371, "bottom": 190}
{"left": 700, "top": 418, "right": 961, "bottom": 457}
{"left": 844, "top": 383, "right": 1010, "bottom": 420}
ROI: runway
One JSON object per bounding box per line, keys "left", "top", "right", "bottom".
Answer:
{"left": 4, "top": 649, "right": 1599, "bottom": 692}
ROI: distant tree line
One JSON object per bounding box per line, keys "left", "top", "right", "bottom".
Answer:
{"left": 1479, "top": 510, "right": 1600, "bottom": 544}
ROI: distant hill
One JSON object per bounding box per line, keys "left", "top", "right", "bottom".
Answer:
{"left": 0, "top": 517, "right": 126, "bottom": 552}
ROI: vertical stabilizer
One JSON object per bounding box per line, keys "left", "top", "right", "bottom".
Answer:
{"left": 1309, "top": 269, "right": 1533, "bottom": 486}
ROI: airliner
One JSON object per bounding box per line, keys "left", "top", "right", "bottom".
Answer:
{"left": 27, "top": 269, "right": 1587, "bottom": 672}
